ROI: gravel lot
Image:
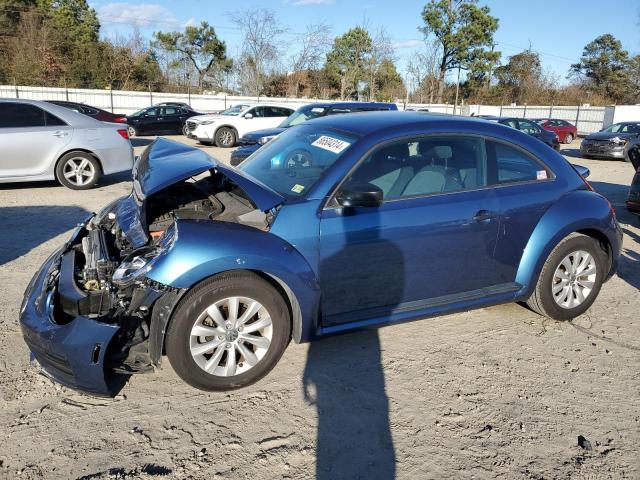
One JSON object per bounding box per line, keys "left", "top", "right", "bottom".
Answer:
{"left": 0, "top": 136, "right": 638, "bottom": 479}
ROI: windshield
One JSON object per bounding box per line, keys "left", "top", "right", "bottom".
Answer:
{"left": 279, "top": 106, "right": 329, "bottom": 128}
{"left": 220, "top": 104, "right": 250, "bottom": 116}
{"left": 602, "top": 123, "right": 640, "bottom": 134}
{"left": 130, "top": 108, "right": 147, "bottom": 117}
{"left": 239, "top": 124, "right": 358, "bottom": 198}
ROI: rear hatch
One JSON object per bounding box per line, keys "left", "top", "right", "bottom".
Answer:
{"left": 117, "top": 138, "right": 285, "bottom": 248}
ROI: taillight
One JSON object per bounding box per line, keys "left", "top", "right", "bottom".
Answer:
{"left": 117, "top": 129, "right": 129, "bottom": 140}
{"left": 113, "top": 116, "right": 127, "bottom": 123}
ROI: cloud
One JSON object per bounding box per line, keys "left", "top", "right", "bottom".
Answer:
{"left": 283, "top": 0, "right": 334, "bottom": 6}
{"left": 97, "top": 3, "right": 187, "bottom": 29}
{"left": 392, "top": 39, "right": 423, "bottom": 49}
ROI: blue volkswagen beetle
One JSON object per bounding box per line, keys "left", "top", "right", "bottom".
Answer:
{"left": 20, "top": 112, "right": 622, "bottom": 394}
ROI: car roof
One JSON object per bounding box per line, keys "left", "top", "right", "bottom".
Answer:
{"left": 300, "top": 101, "right": 397, "bottom": 110}
{"left": 305, "top": 110, "right": 522, "bottom": 137}
{"left": 0, "top": 97, "right": 104, "bottom": 127}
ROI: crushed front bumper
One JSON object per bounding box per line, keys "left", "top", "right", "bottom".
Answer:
{"left": 19, "top": 221, "right": 181, "bottom": 396}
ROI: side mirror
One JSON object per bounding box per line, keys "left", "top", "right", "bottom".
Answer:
{"left": 336, "top": 183, "right": 383, "bottom": 208}
{"left": 244, "top": 113, "right": 253, "bottom": 119}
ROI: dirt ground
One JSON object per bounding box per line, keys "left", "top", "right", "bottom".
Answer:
{"left": 0, "top": 136, "right": 638, "bottom": 480}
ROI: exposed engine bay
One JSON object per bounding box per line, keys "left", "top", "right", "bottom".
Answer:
{"left": 56, "top": 170, "right": 274, "bottom": 374}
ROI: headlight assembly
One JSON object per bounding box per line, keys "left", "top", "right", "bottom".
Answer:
{"left": 200, "top": 120, "right": 216, "bottom": 125}
{"left": 258, "top": 135, "right": 277, "bottom": 145}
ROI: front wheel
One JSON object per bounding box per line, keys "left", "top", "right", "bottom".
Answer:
{"left": 166, "top": 272, "right": 291, "bottom": 391}
{"left": 215, "top": 127, "right": 236, "bottom": 148}
{"left": 182, "top": 123, "right": 189, "bottom": 136}
{"left": 526, "top": 233, "right": 606, "bottom": 321}
{"left": 564, "top": 133, "right": 573, "bottom": 144}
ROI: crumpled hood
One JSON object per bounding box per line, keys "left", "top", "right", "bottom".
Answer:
{"left": 585, "top": 131, "right": 637, "bottom": 141}
{"left": 118, "top": 138, "right": 284, "bottom": 248}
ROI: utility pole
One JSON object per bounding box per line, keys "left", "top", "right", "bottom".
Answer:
{"left": 453, "top": 64, "right": 461, "bottom": 115}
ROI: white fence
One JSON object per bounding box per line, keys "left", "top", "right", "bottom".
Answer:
{"left": 2, "top": 85, "right": 637, "bottom": 135}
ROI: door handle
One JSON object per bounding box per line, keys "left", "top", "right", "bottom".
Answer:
{"left": 52, "top": 130, "right": 68, "bottom": 137}
{"left": 473, "top": 210, "right": 494, "bottom": 222}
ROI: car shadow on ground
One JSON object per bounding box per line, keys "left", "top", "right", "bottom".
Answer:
{"left": 303, "top": 209, "right": 399, "bottom": 479}
{"left": 0, "top": 172, "right": 130, "bottom": 191}
{"left": 130, "top": 138, "right": 154, "bottom": 147}
{"left": 0, "top": 205, "right": 90, "bottom": 266}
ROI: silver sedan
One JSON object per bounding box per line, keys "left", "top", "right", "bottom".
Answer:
{"left": 0, "top": 99, "right": 134, "bottom": 189}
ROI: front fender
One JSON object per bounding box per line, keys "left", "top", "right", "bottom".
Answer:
{"left": 146, "top": 220, "right": 321, "bottom": 343}
{"left": 515, "top": 190, "right": 622, "bottom": 297}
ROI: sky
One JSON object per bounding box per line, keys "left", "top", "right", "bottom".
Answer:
{"left": 89, "top": 0, "right": 640, "bottom": 85}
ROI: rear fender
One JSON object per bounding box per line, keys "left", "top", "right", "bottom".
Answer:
{"left": 146, "top": 219, "right": 321, "bottom": 343}
{"left": 515, "top": 190, "right": 621, "bottom": 297}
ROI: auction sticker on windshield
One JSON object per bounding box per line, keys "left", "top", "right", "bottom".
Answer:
{"left": 311, "top": 135, "right": 351, "bottom": 154}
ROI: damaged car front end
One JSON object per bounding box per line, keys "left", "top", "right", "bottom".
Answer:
{"left": 19, "top": 138, "right": 283, "bottom": 395}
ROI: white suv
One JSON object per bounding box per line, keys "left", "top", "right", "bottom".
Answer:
{"left": 186, "top": 104, "right": 295, "bottom": 147}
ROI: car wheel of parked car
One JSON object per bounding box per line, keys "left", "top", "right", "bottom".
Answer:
{"left": 215, "top": 127, "right": 236, "bottom": 148}
{"left": 55, "top": 152, "right": 102, "bottom": 190}
{"left": 166, "top": 271, "right": 291, "bottom": 391}
{"left": 182, "top": 124, "right": 189, "bottom": 136}
{"left": 564, "top": 133, "right": 573, "bottom": 144}
{"left": 527, "top": 233, "right": 606, "bottom": 321}
{"left": 127, "top": 125, "right": 137, "bottom": 138}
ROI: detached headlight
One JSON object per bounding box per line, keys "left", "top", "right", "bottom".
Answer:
{"left": 113, "top": 222, "right": 177, "bottom": 287}
{"left": 258, "top": 135, "right": 277, "bottom": 145}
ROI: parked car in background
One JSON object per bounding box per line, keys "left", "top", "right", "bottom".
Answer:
{"left": 46, "top": 100, "right": 127, "bottom": 124}
{"left": 580, "top": 122, "right": 640, "bottom": 161}
{"left": 0, "top": 99, "right": 133, "bottom": 189}
{"left": 230, "top": 101, "right": 399, "bottom": 165}
{"left": 533, "top": 118, "right": 577, "bottom": 144}
{"left": 155, "top": 102, "right": 197, "bottom": 111}
{"left": 126, "top": 105, "right": 200, "bottom": 137}
{"left": 18, "top": 112, "right": 622, "bottom": 395}
{"left": 186, "top": 104, "right": 295, "bottom": 147}
{"left": 483, "top": 116, "right": 560, "bottom": 150}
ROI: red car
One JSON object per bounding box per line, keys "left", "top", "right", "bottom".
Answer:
{"left": 533, "top": 118, "right": 578, "bottom": 144}
{"left": 45, "top": 100, "right": 127, "bottom": 123}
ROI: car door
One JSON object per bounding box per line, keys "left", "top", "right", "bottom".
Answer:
{"left": 138, "top": 107, "right": 160, "bottom": 135}
{"left": 486, "top": 139, "right": 561, "bottom": 284}
{"left": 160, "top": 106, "right": 180, "bottom": 132}
{"left": 0, "top": 103, "right": 72, "bottom": 179}
{"left": 239, "top": 106, "right": 271, "bottom": 136}
{"left": 318, "top": 135, "right": 504, "bottom": 326}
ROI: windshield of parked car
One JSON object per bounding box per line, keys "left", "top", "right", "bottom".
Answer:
{"left": 239, "top": 124, "right": 358, "bottom": 198}
{"left": 279, "top": 106, "right": 328, "bottom": 128}
{"left": 220, "top": 105, "right": 250, "bottom": 116}
{"left": 602, "top": 123, "right": 640, "bottom": 134}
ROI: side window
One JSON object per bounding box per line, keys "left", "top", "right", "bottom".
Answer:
{"left": 487, "top": 141, "right": 551, "bottom": 185}
{"left": 44, "top": 111, "right": 66, "bottom": 126}
{"left": 502, "top": 119, "right": 518, "bottom": 128}
{"left": 327, "top": 108, "right": 352, "bottom": 115}
{"left": 161, "top": 107, "right": 178, "bottom": 116}
{"left": 345, "top": 136, "right": 487, "bottom": 201}
{"left": 0, "top": 103, "right": 49, "bottom": 127}
{"left": 144, "top": 108, "right": 159, "bottom": 117}
{"left": 249, "top": 107, "right": 265, "bottom": 117}
{"left": 518, "top": 120, "right": 540, "bottom": 134}
{"left": 268, "top": 107, "right": 292, "bottom": 117}
{"left": 83, "top": 105, "right": 99, "bottom": 116}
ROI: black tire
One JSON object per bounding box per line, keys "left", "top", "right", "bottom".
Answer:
{"left": 564, "top": 133, "right": 573, "bottom": 144}
{"left": 215, "top": 127, "right": 236, "bottom": 148}
{"left": 127, "top": 125, "right": 137, "bottom": 138}
{"left": 526, "top": 233, "right": 607, "bottom": 321}
{"left": 182, "top": 123, "right": 189, "bottom": 136}
{"left": 55, "top": 151, "right": 102, "bottom": 190}
{"left": 582, "top": 154, "right": 593, "bottom": 159}
{"left": 166, "top": 271, "right": 291, "bottom": 391}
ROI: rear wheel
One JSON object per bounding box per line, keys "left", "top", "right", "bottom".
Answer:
{"left": 526, "top": 233, "right": 606, "bottom": 321}
{"left": 55, "top": 152, "right": 101, "bottom": 190}
{"left": 564, "top": 133, "right": 573, "bottom": 144}
{"left": 166, "top": 272, "right": 291, "bottom": 391}
{"left": 215, "top": 127, "right": 236, "bottom": 148}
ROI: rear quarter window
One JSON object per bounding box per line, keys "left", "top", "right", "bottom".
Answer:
{"left": 488, "top": 141, "right": 552, "bottom": 185}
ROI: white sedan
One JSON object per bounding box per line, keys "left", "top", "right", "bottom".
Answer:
{"left": 186, "top": 103, "right": 295, "bottom": 147}
{"left": 0, "top": 99, "right": 134, "bottom": 190}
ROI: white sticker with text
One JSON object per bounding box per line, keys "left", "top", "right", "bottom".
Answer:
{"left": 536, "top": 170, "right": 548, "bottom": 180}
{"left": 311, "top": 135, "right": 351, "bottom": 154}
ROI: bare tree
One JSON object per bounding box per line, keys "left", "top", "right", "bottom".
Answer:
{"left": 405, "top": 40, "right": 440, "bottom": 103}
{"left": 229, "top": 8, "right": 286, "bottom": 96}
{"left": 365, "top": 27, "right": 394, "bottom": 101}
{"left": 288, "top": 23, "right": 332, "bottom": 97}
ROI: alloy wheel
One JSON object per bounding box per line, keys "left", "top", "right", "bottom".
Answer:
{"left": 219, "top": 130, "right": 234, "bottom": 147}
{"left": 189, "top": 296, "right": 273, "bottom": 376}
{"left": 551, "top": 250, "right": 597, "bottom": 309}
{"left": 62, "top": 157, "right": 95, "bottom": 187}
